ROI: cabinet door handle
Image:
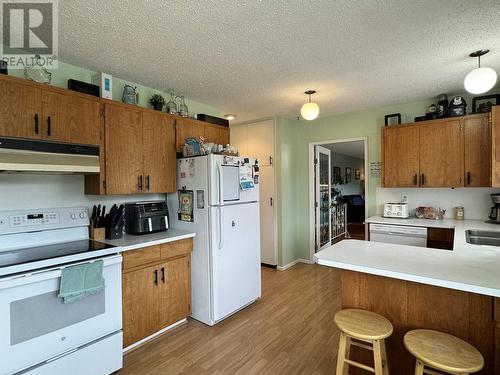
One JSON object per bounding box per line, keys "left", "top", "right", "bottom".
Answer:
{"left": 138, "top": 175, "right": 143, "bottom": 190}
{"left": 146, "top": 175, "right": 150, "bottom": 190}
{"left": 413, "top": 173, "right": 417, "bottom": 186}
{"left": 34, "top": 114, "right": 39, "bottom": 134}
{"left": 47, "top": 116, "right": 51, "bottom": 136}
{"left": 153, "top": 269, "right": 158, "bottom": 286}
{"left": 421, "top": 173, "right": 425, "bottom": 186}
{"left": 161, "top": 267, "right": 165, "bottom": 283}
{"left": 467, "top": 171, "right": 471, "bottom": 185}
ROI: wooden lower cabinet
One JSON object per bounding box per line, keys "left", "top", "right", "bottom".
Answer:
{"left": 122, "top": 239, "right": 193, "bottom": 348}
{"left": 122, "top": 264, "right": 159, "bottom": 347}
{"left": 342, "top": 270, "right": 496, "bottom": 375}
{"left": 159, "top": 256, "right": 191, "bottom": 328}
{"left": 427, "top": 227, "right": 454, "bottom": 250}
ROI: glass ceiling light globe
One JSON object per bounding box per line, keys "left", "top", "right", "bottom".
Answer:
{"left": 301, "top": 102, "right": 320, "bottom": 121}
{"left": 464, "top": 67, "right": 497, "bottom": 94}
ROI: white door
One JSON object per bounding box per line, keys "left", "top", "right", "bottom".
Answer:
{"left": 315, "top": 146, "right": 331, "bottom": 251}
{"left": 259, "top": 165, "right": 276, "bottom": 265}
{"left": 209, "top": 203, "right": 261, "bottom": 322}
{"left": 247, "top": 120, "right": 274, "bottom": 166}
{"left": 228, "top": 125, "right": 248, "bottom": 156}
{"left": 230, "top": 120, "right": 277, "bottom": 266}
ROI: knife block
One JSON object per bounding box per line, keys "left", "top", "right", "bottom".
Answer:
{"left": 105, "top": 225, "right": 123, "bottom": 240}
{"left": 89, "top": 226, "right": 105, "bottom": 240}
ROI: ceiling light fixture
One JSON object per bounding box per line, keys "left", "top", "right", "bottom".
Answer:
{"left": 300, "top": 90, "right": 319, "bottom": 121}
{"left": 464, "top": 49, "right": 497, "bottom": 94}
{"left": 225, "top": 114, "right": 235, "bottom": 120}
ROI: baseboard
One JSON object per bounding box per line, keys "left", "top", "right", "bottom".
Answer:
{"left": 277, "top": 258, "right": 313, "bottom": 271}
{"left": 123, "top": 318, "right": 187, "bottom": 353}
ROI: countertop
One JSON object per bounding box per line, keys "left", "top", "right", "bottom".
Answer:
{"left": 315, "top": 217, "right": 500, "bottom": 297}
{"left": 365, "top": 215, "right": 457, "bottom": 229}
{"left": 366, "top": 215, "right": 500, "bottom": 251}
{"left": 98, "top": 229, "right": 195, "bottom": 252}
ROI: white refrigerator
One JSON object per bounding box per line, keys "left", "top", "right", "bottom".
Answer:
{"left": 168, "top": 154, "right": 261, "bottom": 326}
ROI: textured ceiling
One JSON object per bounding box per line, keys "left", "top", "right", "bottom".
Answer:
{"left": 59, "top": 1, "right": 500, "bottom": 123}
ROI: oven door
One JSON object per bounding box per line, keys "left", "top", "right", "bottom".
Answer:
{"left": 0, "top": 255, "right": 122, "bottom": 375}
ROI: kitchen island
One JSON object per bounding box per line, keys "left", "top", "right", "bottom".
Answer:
{"left": 315, "top": 236, "right": 500, "bottom": 374}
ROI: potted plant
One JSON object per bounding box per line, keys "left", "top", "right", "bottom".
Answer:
{"left": 149, "top": 94, "right": 166, "bottom": 111}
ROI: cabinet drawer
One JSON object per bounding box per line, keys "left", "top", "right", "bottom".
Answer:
{"left": 122, "top": 245, "right": 161, "bottom": 270}
{"left": 161, "top": 238, "right": 193, "bottom": 259}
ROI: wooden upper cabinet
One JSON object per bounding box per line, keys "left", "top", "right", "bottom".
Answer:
{"left": 0, "top": 78, "right": 42, "bottom": 139}
{"left": 492, "top": 106, "right": 500, "bottom": 187}
{"left": 464, "top": 114, "right": 491, "bottom": 187}
{"left": 104, "top": 103, "right": 143, "bottom": 194}
{"left": 122, "top": 264, "right": 160, "bottom": 347}
{"left": 143, "top": 111, "right": 176, "bottom": 193}
{"left": 204, "top": 124, "right": 220, "bottom": 143}
{"left": 159, "top": 256, "right": 191, "bottom": 328}
{"left": 176, "top": 118, "right": 205, "bottom": 150}
{"left": 41, "top": 90, "right": 100, "bottom": 145}
{"left": 419, "top": 119, "right": 464, "bottom": 187}
{"left": 220, "top": 127, "right": 230, "bottom": 145}
{"left": 382, "top": 126, "right": 419, "bottom": 187}
{"left": 204, "top": 124, "right": 230, "bottom": 145}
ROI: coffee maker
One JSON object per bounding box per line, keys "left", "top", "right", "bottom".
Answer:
{"left": 488, "top": 194, "right": 500, "bottom": 223}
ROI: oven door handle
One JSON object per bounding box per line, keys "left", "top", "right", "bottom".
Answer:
{"left": 0, "top": 255, "right": 122, "bottom": 289}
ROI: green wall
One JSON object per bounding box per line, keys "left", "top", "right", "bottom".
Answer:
{"left": 275, "top": 99, "right": 436, "bottom": 266}
{"left": 9, "top": 60, "right": 220, "bottom": 117}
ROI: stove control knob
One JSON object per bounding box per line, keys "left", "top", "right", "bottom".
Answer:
{"left": 79, "top": 212, "right": 86, "bottom": 219}
{"left": 71, "top": 213, "right": 77, "bottom": 220}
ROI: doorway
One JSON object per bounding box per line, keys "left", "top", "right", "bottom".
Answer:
{"left": 309, "top": 138, "right": 368, "bottom": 258}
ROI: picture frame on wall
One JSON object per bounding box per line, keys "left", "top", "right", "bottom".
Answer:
{"left": 472, "top": 94, "right": 500, "bottom": 113}
{"left": 384, "top": 113, "right": 401, "bottom": 126}
{"left": 345, "top": 167, "right": 351, "bottom": 183}
{"left": 355, "top": 169, "right": 361, "bottom": 180}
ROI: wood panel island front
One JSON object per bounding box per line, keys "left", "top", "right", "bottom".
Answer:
{"left": 315, "top": 236, "right": 500, "bottom": 375}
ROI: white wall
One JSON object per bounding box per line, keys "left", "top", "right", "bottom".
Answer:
{"left": 0, "top": 174, "right": 165, "bottom": 213}
{"left": 331, "top": 152, "right": 364, "bottom": 196}
{"left": 376, "top": 187, "right": 500, "bottom": 220}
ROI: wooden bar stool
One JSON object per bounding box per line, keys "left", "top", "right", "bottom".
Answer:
{"left": 404, "top": 329, "right": 484, "bottom": 375}
{"left": 334, "top": 309, "right": 393, "bottom": 375}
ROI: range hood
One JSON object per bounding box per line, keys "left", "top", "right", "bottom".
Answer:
{"left": 0, "top": 137, "right": 100, "bottom": 174}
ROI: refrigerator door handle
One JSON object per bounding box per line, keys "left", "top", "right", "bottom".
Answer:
{"left": 218, "top": 206, "right": 224, "bottom": 249}
{"left": 217, "top": 162, "right": 224, "bottom": 206}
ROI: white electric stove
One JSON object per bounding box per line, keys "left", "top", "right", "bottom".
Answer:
{"left": 0, "top": 207, "right": 123, "bottom": 375}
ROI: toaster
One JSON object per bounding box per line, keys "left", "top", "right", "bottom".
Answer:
{"left": 383, "top": 203, "right": 409, "bottom": 218}
{"left": 125, "top": 201, "right": 169, "bottom": 235}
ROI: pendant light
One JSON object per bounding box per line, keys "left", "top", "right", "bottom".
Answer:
{"left": 300, "top": 90, "right": 320, "bottom": 121}
{"left": 464, "top": 50, "right": 497, "bottom": 94}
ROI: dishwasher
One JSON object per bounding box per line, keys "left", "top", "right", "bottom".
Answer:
{"left": 369, "top": 223, "right": 427, "bottom": 247}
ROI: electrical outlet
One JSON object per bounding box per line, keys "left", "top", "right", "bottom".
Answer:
{"left": 401, "top": 194, "right": 408, "bottom": 203}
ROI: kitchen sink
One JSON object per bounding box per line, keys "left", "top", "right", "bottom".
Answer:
{"left": 465, "top": 229, "right": 500, "bottom": 246}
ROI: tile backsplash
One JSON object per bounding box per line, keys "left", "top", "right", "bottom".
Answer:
{"left": 376, "top": 187, "right": 500, "bottom": 220}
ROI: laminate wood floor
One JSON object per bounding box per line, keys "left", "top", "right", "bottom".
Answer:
{"left": 118, "top": 263, "right": 341, "bottom": 375}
